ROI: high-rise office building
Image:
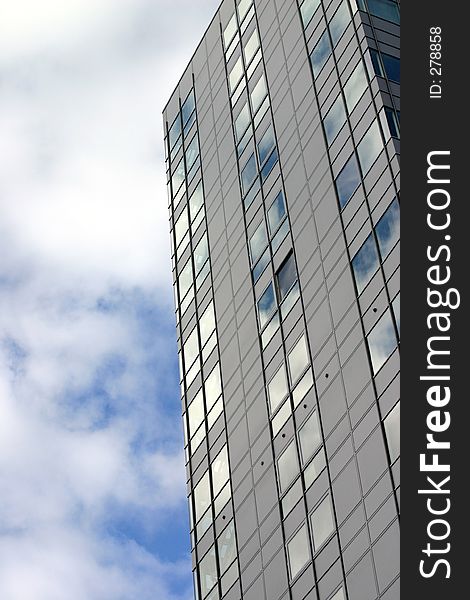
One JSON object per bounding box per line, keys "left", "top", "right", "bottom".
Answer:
{"left": 163, "top": 1, "right": 399, "bottom": 599}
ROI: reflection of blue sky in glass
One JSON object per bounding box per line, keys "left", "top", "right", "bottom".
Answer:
{"left": 258, "top": 126, "right": 275, "bottom": 165}
{"left": 352, "top": 234, "right": 379, "bottom": 293}
{"left": 310, "top": 30, "right": 331, "bottom": 77}
{"left": 241, "top": 153, "right": 257, "bottom": 194}
{"left": 367, "top": 309, "right": 397, "bottom": 373}
{"left": 336, "top": 154, "right": 361, "bottom": 207}
{"left": 258, "top": 282, "right": 276, "bottom": 327}
{"left": 268, "top": 192, "right": 286, "bottom": 234}
{"left": 249, "top": 221, "right": 268, "bottom": 264}
{"left": 376, "top": 198, "right": 400, "bottom": 258}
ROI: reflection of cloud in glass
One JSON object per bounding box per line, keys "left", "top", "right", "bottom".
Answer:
{"left": 258, "top": 282, "right": 275, "bottom": 327}
{"left": 357, "top": 121, "right": 383, "bottom": 175}
{"left": 324, "top": 95, "right": 346, "bottom": 145}
{"left": 376, "top": 198, "right": 400, "bottom": 259}
{"left": 352, "top": 233, "right": 379, "bottom": 293}
{"left": 344, "top": 61, "right": 368, "bottom": 113}
{"left": 310, "top": 30, "right": 331, "bottom": 77}
{"left": 336, "top": 154, "right": 361, "bottom": 207}
{"left": 367, "top": 309, "right": 397, "bottom": 373}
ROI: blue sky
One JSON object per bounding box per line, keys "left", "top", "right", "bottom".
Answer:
{"left": 0, "top": 1, "right": 220, "bottom": 598}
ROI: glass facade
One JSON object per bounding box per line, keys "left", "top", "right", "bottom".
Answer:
{"left": 164, "top": 1, "right": 399, "bottom": 599}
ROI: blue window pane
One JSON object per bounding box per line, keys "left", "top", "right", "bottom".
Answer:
{"left": 329, "top": 2, "right": 349, "bottom": 46}
{"left": 310, "top": 30, "right": 331, "bottom": 78}
{"left": 250, "top": 221, "right": 268, "bottom": 265}
{"left": 258, "top": 126, "right": 276, "bottom": 165}
{"left": 375, "top": 198, "right": 400, "bottom": 259}
{"left": 366, "top": 0, "right": 400, "bottom": 24}
{"left": 370, "top": 49, "right": 383, "bottom": 78}
{"left": 335, "top": 154, "right": 361, "bottom": 208}
{"left": 261, "top": 148, "right": 278, "bottom": 181}
{"left": 352, "top": 234, "right": 379, "bottom": 294}
{"left": 367, "top": 309, "right": 397, "bottom": 374}
{"left": 277, "top": 254, "right": 297, "bottom": 301}
{"left": 185, "top": 136, "right": 199, "bottom": 170}
{"left": 382, "top": 53, "right": 400, "bottom": 82}
{"left": 324, "top": 95, "right": 346, "bottom": 145}
{"left": 357, "top": 121, "right": 383, "bottom": 175}
{"left": 300, "top": 0, "right": 321, "bottom": 27}
{"left": 241, "top": 154, "right": 257, "bottom": 195}
{"left": 258, "top": 283, "right": 276, "bottom": 328}
{"left": 169, "top": 115, "right": 181, "bottom": 150}
{"left": 385, "top": 108, "right": 399, "bottom": 138}
{"left": 268, "top": 191, "right": 286, "bottom": 235}
{"left": 182, "top": 90, "right": 196, "bottom": 126}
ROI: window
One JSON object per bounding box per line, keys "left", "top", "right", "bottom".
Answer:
{"left": 251, "top": 75, "right": 267, "bottom": 114}
{"left": 287, "top": 526, "right": 310, "bottom": 579}
{"left": 229, "top": 56, "right": 243, "bottom": 93}
{"left": 278, "top": 441, "right": 299, "bottom": 493}
{"left": 249, "top": 221, "right": 268, "bottom": 265}
{"left": 241, "top": 153, "right": 257, "bottom": 194}
{"left": 300, "top": 0, "right": 321, "bottom": 28}
{"left": 218, "top": 522, "right": 237, "bottom": 574}
{"left": 304, "top": 449, "right": 326, "bottom": 488}
{"left": 258, "top": 125, "right": 276, "bottom": 165}
{"left": 384, "top": 402, "right": 400, "bottom": 462}
{"left": 178, "top": 258, "right": 193, "bottom": 300}
{"left": 200, "top": 302, "right": 216, "bottom": 347}
{"left": 194, "top": 234, "right": 209, "bottom": 275}
{"left": 267, "top": 191, "right": 286, "bottom": 234}
{"left": 382, "top": 53, "right": 400, "bottom": 82}
{"left": 357, "top": 121, "right": 383, "bottom": 175}
{"left": 370, "top": 49, "right": 400, "bottom": 82}
{"left": 194, "top": 472, "right": 211, "bottom": 523}
{"left": 268, "top": 363, "right": 288, "bottom": 413}
{"left": 205, "top": 364, "right": 222, "bottom": 410}
{"left": 310, "top": 30, "right": 331, "bottom": 78}
{"left": 335, "top": 154, "right": 361, "bottom": 208}
{"left": 175, "top": 207, "right": 189, "bottom": 249}
{"left": 238, "top": 0, "right": 252, "bottom": 21}
{"left": 376, "top": 198, "right": 400, "bottom": 259}
{"left": 352, "top": 233, "right": 379, "bottom": 293}
{"left": 184, "top": 328, "right": 199, "bottom": 371}
{"left": 299, "top": 411, "right": 321, "bottom": 464}
{"left": 189, "top": 182, "right": 204, "bottom": 222}
{"left": 199, "top": 546, "right": 217, "bottom": 598}
{"left": 185, "top": 136, "right": 199, "bottom": 171}
{"left": 258, "top": 282, "right": 276, "bottom": 328}
{"left": 367, "top": 309, "right": 397, "bottom": 373}
{"left": 288, "top": 335, "right": 309, "bottom": 385}
{"left": 276, "top": 253, "right": 297, "bottom": 301}
{"left": 385, "top": 107, "right": 400, "bottom": 138}
{"left": 324, "top": 95, "right": 346, "bottom": 145}
{"left": 182, "top": 90, "right": 196, "bottom": 132}
{"left": 331, "top": 588, "right": 346, "bottom": 600}
{"left": 329, "top": 1, "right": 349, "bottom": 46}
{"left": 172, "top": 159, "right": 185, "bottom": 193}
{"left": 235, "top": 103, "right": 251, "bottom": 142}
{"left": 188, "top": 390, "right": 204, "bottom": 439}
{"left": 244, "top": 29, "right": 259, "bottom": 65}
{"left": 223, "top": 14, "right": 237, "bottom": 47}
{"left": 311, "top": 495, "right": 335, "bottom": 550}
{"left": 344, "top": 62, "right": 368, "bottom": 114}
{"left": 363, "top": 0, "right": 399, "bottom": 24}
{"left": 212, "top": 446, "right": 229, "bottom": 496}
{"left": 169, "top": 115, "right": 181, "bottom": 151}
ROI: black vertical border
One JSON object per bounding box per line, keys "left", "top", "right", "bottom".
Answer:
{"left": 402, "top": 1, "right": 467, "bottom": 597}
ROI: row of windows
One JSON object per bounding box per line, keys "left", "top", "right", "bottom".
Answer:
{"left": 357, "top": 0, "right": 400, "bottom": 25}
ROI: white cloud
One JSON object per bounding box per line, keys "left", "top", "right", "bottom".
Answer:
{"left": 0, "top": 0, "right": 221, "bottom": 598}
